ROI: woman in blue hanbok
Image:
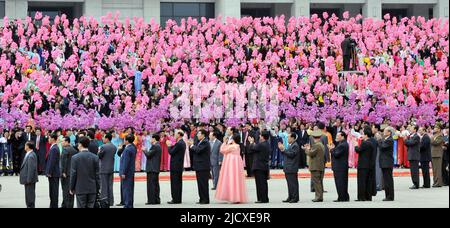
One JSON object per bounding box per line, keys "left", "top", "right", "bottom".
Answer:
{"left": 141, "top": 131, "right": 152, "bottom": 171}
{"left": 111, "top": 131, "right": 124, "bottom": 172}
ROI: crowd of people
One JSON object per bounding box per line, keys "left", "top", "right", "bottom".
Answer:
{"left": 0, "top": 12, "right": 448, "bottom": 131}
{"left": 1, "top": 119, "right": 449, "bottom": 208}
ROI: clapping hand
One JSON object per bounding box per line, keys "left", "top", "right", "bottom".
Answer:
{"left": 329, "top": 143, "right": 335, "bottom": 150}
{"left": 166, "top": 141, "right": 172, "bottom": 147}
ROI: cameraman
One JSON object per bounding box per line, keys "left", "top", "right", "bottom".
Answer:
{"left": 341, "top": 34, "right": 356, "bottom": 71}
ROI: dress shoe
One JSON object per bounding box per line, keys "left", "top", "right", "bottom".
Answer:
{"left": 196, "top": 201, "right": 209, "bottom": 205}
{"left": 312, "top": 199, "right": 323, "bottom": 202}
{"left": 409, "top": 186, "right": 419, "bottom": 189}
{"left": 382, "top": 198, "right": 394, "bottom": 202}
{"left": 146, "top": 202, "right": 161, "bottom": 205}
{"left": 211, "top": 188, "right": 216, "bottom": 190}
{"left": 289, "top": 200, "right": 299, "bottom": 203}
{"left": 282, "top": 199, "right": 291, "bottom": 203}
{"left": 116, "top": 203, "right": 124, "bottom": 206}
{"left": 432, "top": 185, "right": 442, "bottom": 188}
{"left": 422, "top": 186, "right": 431, "bottom": 189}
{"left": 255, "top": 201, "right": 269, "bottom": 204}
{"left": 167, "top": 201, "right": 181, "bottom": 204}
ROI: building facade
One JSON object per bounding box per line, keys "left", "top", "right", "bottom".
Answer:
{"left": 1, "top": 0, "right": 448, "bottom": 25}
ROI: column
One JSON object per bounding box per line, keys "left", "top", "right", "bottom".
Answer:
{"left": 84, "top": 0, "right": 103, "bottom": 20}
{"left": 434, "top": 0, "right": 449, "bottom": 19}
{"left": 291, "top": 0, "right": 310, "bottom": 18}
{"left": 363, "top": 0, "right": 381, "bottom": 20}
{"left": 5, "top": 0, "right": 28, "bottom": 19}
{"left": 143, "top": 0, "right": 160, "bottom": 24}
{"left": 215, "top": 0, "right": 240, "bottom": 21}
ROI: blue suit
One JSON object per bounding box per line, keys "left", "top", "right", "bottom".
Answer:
{"left": 119, "top": 144, "right": 136, "bottom": 208}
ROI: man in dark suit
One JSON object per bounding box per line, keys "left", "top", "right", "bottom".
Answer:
{"left": 144, "top": 134, "right": 162, "bottom": 205}
{"left": 405, "top": 125, "right": 421, "bottom": 189}
{"left": 330, "top": 131, "right": 350, "bottom": 202}
{"left": 33, "top": 128, "right": 47, "bottom": 175}
{"left": 98, "top": 133, "right": 117, "bottom": 206}
{"left": 248, "top": 131, "right": 271, "bottom": 203}
{"left": 45, "top": 133, "right": 60, "bottom": 208}
{"left": 278, "top": 132, "right": 300, "bottom": 203}
{"left": 70, "top": 137, "right": 100, "bottom": 208}
{"left": 188, "top": 129, "right": 211, "bottom": 205}
{"left": 87, "top": 130, "right": 99, "bottom": 155}
{"left": 20, "top": 141, "right": 39, "bottom": 208}
{"left": 167, "top": 131, "right": 186, "bottom": 204}
{"left": 378, "top": 127, "right": 395, "bottom": 201}
{"left": 295, "top": 123, "right": 309, "bottom": 169}
{"left": 119, "top": 134, "right": 137, "bottom": 208}
{"left": 209, "top": 131, "right": 223, "bottom": 190}
{"left": 61, "top": 137, "right": 78, "bottom": 208}
{"left": 354, "top": 127, "right": 374, "bottom": 201}
{"left": 24, "top": 125, "right": 35, "bottom": 143}
{"left": 419, "top": 127, "right": 432, "bottom": 188}
{"left": 341, "top": 34, "right": 355, "bottom": 71}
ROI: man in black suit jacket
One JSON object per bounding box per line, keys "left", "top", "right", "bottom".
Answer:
{"left": 88, "top": 131, "right": 99, "bottom": 155}
{"left": 278, "top": 133, "right": 300, "bottom": 203}
{"left": 98, "top": 133, "right": 117, "bottom": 206}
{"left": 419, "top": 127, "right": 432, "bottom": 188}
{"left": 45, "top": 133, "right": 60, "bottom": 208}
{"left": 144, "top": 134, "right": 162, "bottom": 205}
{"left": 295, "top": 124, "right": 309, "bottom": 169}
{"left": 330, "top": 131, "right": 350, "bottom": 202}
{"left": 248, "top": 131, "right": 271, "bottom": 203}
{"left": 378, "top": 128, "right": 395, "bottom": 201}
{"left": 61, "top": 137, "right": 78, "bottom": 208}
{"left": 33, "top": 128, "right": 47, "bottom": 175}
{"left": 70, "top": 137, "right": 100, "bottom": 208}
{"left": 20, "top": 141, "right": 39, "bottom": 208}
{"left": 188, "top": 129, "right": 211, "bottom": 204}
{"left": 167, "top": 131, "right": 186, "bottom": 204}
{"left": 354, "top": 127, "right": 374, "bottom": 201}
{"left": 405, "top": 125, "right": 421, "bottom": 189}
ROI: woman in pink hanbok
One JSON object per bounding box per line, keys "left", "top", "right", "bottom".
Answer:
{"left": 215, "top": 134, "right": 248, "bottom": 204}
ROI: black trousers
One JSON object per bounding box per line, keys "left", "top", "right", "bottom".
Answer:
{"left": 61, "top": 177, "right": 74, "bottom": 208}
{"left": 196, "top": 170, "right": 210, "bottom": 203}
{"left": 285, "top": 173, "right": 299, "bottom": 201}
{"left": 420, "top": 161, "right": 431, "bottom": 188}
{"left": 254, "top": 170, "right": 269, "bottom": 203}
{"left": 170, "top": 171, "right": 183, "bottom": 203}
{"left": 146, "top": 172, "right": 160, "bottom": 204}
{"left": 76, "top": 194, "right": 96, "bottom": 208}
{"left": 409, "top": 160, "right": 420, "bottom": 187}
{"left": 382, "top": 168, "right": 395, "bottom": 200}
{"left": 442, "top": 158, "right": 449, "bottom": 186}
{"left": 245, "top": 154, "right": 254, "bottom": 177}
{"left": 357, "top": 169, "right": 372, "bottom": 201}
{"left": 333, "top": 170, "right": 349, "bottom": 201}
{"left": 48, "top": 177, "right": 59, "bottom": 208}
{"left": 368, "top": 168, "right": 377, "bottom": 196}
{"left": 24, "top": 184, "right": 36, "bottom": 208}
{"left": 343, "top": 55, "right": 351, "bottom": 71}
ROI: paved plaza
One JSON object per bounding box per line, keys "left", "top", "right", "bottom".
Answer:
{"left": 0, "top": 169, "right": 448, "bottom": 208}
